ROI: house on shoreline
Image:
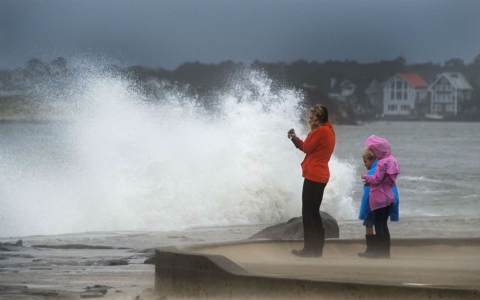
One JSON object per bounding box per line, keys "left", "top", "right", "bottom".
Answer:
{"left": 345, "top": 72, "right": 475, "bottom": 120}
{"left": 428, "top": 72, "right": 473, "bottom": 117}
{"left": 327, "top": 78, "right": 375, "bottom": 117}
{"left": 381, "top": 73, "right": 429, "bottom": 119}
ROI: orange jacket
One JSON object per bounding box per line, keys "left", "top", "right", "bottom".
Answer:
{"left": 294, "top": 122, "right": 335, "bottom": 183}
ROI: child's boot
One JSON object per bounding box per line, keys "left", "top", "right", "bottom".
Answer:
{"left": 385, "top": 234, "right": 391, "bottom": 258}
{"left": 362, "top": 234, "right": 387, "bottom": 259}
{"left": 358, "top": 235, "right": 375, "bottom": 257}
{"left": 374, "top": 234, "right": 388, "bottom": 258}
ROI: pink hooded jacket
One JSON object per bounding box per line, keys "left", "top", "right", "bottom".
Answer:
{"left": 361, "top": 135, "right": 400, "bottom": 211}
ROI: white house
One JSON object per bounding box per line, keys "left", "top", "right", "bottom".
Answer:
{"left": 429, "top": 72, "right": 473, "bottom": 116}
{"left": 328, "top": 79, "right": 356, "bottom": 102}
{"left": 382, "top": 73, "right": 429, "bottom": 117}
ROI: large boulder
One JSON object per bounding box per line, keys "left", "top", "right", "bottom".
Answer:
{"left": 249, "top": 211, "right": 339, "bottom": 240}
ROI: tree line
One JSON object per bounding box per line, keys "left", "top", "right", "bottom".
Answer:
{"left": 122, "top": 55, "right": 480, "bottom": 122}
{"left": 1, "top": 55, "right": 479, "bottom": 122}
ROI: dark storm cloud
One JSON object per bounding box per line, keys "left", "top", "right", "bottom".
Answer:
{"left": 1, "top": 0, "right": 479, "bottom": 70}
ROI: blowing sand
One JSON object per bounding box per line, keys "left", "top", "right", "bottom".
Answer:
{"left": 192, "top": 240, "right": 480, "bottom": 289}
{"left": 154, "top": 239, "right": 480, "bottom": 299}
{"left": 2, "top": 220, "right": 480, "bottom": 299}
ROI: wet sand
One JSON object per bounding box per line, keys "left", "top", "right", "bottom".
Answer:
{"left": 0, "top": 245, "right": 156, "bottom": 300}
{"left": 0, "top": 226, "right": 267, "bottom": 300}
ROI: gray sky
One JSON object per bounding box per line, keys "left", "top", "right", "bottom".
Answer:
{"left": 1, "top": 0, "right": 479, "bottom": 70}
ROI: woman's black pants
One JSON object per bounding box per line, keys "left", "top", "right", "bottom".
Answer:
{"left": 302, "top": 179, "right": 327, "bottom": 250}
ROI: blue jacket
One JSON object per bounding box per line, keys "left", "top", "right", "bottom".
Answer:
{"left": 358, "top": 159, "right": 399, "bottom": 221}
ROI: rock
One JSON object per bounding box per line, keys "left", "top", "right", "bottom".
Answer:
{"left": 144, "top": 256, "right": 155, "bottom": 265}
{"left": 80, "top": 285, "right": 110, "bottom": 298}
{"left": 0, "top": 285, "right": 28, "bottom": 293}
{"left": 100, "top": 259, "right": 129, "bottom": 266}
{"left": 56, "top": 292, "right": 83, "bottom": 299}
{"left": 32, "top": 244, "right": 120, "bottom": 250}
{"left": 0, "top": 240, "right": 24, "bottom": 252}
{"left": 80, "top": 259, "right": 129, "bottom": 266}
{"left": 249, "top": 211, "right": 339, "bottom": 240}
{"left": 88, "top": 284, "right": 113, "bottom": 289}
{"left": 126, "top": 248, "right": 156, "bottom": 261}
{"left": 0, "top": 245, "right": 21, "bottom": 252}
{"left": 0, "top": 240, "right": 23, "bottom": 247}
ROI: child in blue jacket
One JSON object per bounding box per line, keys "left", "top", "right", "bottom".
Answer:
{"left": 358, "top": 147, "right": 399, "bottom": 257}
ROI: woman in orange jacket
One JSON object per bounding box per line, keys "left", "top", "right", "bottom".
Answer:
{"left": 288, "top": 104, "right": 336, "bottom": 257}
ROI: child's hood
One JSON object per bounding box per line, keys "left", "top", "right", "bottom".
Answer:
{"left": 364, "top": 135, "right": 400, "bottom": 176}
{"left": 364, "top": 135, "right": 391, "bottom": 159}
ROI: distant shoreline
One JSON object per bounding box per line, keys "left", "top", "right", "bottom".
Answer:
{"left": 0, "top": 118, "right": 71, "bottom": 124}
{"left": 1, "top": 117, "right": 479, "bottom": 125}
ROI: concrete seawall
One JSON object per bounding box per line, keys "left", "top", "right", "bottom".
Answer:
{"left": 155, "top": 238, "right": 480, "bottom": 299}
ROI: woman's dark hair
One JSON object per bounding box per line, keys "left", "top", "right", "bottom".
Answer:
{"left": 310, "top": 104, "right": 329, "bottom": 125}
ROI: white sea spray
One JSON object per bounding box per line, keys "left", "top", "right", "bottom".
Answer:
{"left": 0, "top": 64, "right": 357, "bottom": 237}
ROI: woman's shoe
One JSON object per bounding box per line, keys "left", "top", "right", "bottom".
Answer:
{"left": 291, "top": 248, "right": 322, "bottom": 257}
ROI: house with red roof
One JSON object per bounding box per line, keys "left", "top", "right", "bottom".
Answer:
{"left": 381, "top": 73, "right": 429, "bottom": 117}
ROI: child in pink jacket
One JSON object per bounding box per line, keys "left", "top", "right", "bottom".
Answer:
{"left": 361, "top": 135, "right": 400, "bottom": 258}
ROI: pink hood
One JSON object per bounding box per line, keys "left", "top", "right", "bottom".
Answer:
{"left": 364, "top": 135, "right": 400, "bottom": 175}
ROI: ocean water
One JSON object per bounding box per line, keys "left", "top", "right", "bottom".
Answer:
{"left": 1, "top": 67, "right": 479, "bottom": 239}
{"left": 334, "top": 121, "right": 480, "bottom": 218}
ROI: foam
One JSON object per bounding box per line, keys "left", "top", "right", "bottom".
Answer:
{"left": 0, "top": 65, "right": 357, "bottom": 237}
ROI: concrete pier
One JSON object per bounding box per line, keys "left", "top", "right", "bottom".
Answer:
{"left": 155, "top": 238, "right": 480, "bottom": 299}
